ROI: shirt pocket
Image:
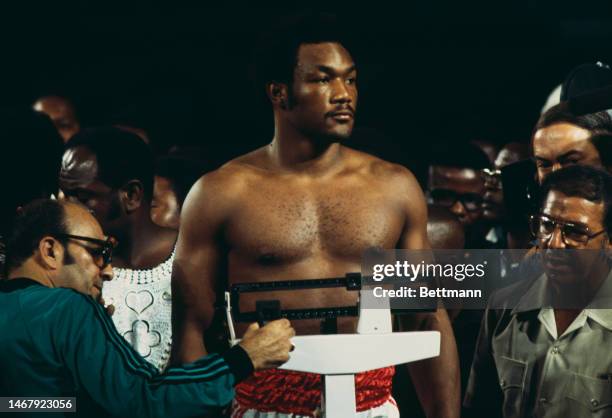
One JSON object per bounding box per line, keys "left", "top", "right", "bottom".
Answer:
{"left": 565, "top": 373, "right": 612, "bottom": 416}
{"left": 495, "top": 355, "right": 527, "bottom": 418}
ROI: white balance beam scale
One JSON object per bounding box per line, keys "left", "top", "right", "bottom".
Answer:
{"left": 280, "top": 331, "right": 440, "bottom": 417}
{"left": 225, "top": 290, "right": 441, "bottom": 417}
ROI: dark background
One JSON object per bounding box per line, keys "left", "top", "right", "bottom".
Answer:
{"left": 3, "top": 2, "right": 612, "bottom": 169}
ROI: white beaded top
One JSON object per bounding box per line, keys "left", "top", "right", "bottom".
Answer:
{"left": 102, "top": 249, "right": 175, "bottom": 371}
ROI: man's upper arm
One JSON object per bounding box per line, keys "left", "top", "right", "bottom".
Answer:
{"left": 55, "top": 291, "right": 240, "bottom": 418}
{"left": 396, "top": 168, "right": 430, "bottom": 251}
{"left": 394, "top": 167, "right": 437, "bottom": 323}
{"left": 171, "top": 172, "right": 232, "bottom": 363}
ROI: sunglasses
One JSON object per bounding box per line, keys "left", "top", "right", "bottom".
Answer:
{"left": 429, "top": 189, "right": 483, "bottom": 212}
{"left": 529, "top": 214, "right": 606, "bottom": 247}
{"left": 55, "top": 234, "right": 116, "bottom": 269}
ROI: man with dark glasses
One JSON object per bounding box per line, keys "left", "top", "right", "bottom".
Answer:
{"left": 0, "top": 199, "right": 295, "bottom": 417}
{"left": 427, "top": 142, "right": 490, "bottom": 248}
{"left": 465, "top": 165, "right": 612, "bottom": 418}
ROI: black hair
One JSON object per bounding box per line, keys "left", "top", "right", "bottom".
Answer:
{"left": 65, "top": 127, "right": 155, "bottom": 202}
{"left": 589, "top": 131, "right": 612, "bottom": 170}
{"left": 428, "top": 141, "right": 491, "bottom": 170}
{"left": 534, "top": 101, "right": 612, "bottom": 135}
{"left": 539, "top": 165, "right": 612, "bottom": 234}
{"left": 252, "top": 13, "right": 349, "bottom": 98}
{"left": 0, "top": 108, "right": 64, "bottom": 239}
{"left": 5, "top": 199, "right": 70, "bottom": 273}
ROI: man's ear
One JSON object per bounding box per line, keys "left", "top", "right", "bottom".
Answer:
{"left": 266, "top": 82, "right": 289, "bottom": 109}
{"left": 38, "top": 236, "right": 64, "bottom": 270}
{"left": 119, "top": 180, "right": 145, "bottom": 213}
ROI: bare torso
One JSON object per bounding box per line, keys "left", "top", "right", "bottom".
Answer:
{"left": 171, "top": 143, "right": 459, "bottom": 417}
{"left": 218, "top": 146, "right": 411, "bottom": 335}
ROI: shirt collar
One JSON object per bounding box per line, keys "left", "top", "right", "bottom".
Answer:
{"left": 585, "top": 309, "right": 612, "bottom": 331}
{"left": 511, "top": 273, "right": 550, "bottom": 315}
{"left": 0, "top": 277, "right": 44, "bottom": 293}
{"left": 511, "top": 269, "right": 612, "bottom": 331}
{"left": 585, "top": 270, "right": 612, "bottom": 330}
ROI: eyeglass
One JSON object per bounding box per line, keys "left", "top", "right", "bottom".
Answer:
{"left": 481, "top": 168, "right": 502, "bottom": 190}
{"left": 429, "top": 189, "right": 483, "bottom": 212}
{"left": 529, "top": 214, "right": 606, "bottom": 247}
{"left": 55, "top": 234, "right": 116, "bottom": 269}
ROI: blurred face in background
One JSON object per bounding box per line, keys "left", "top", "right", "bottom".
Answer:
{"left": 428, "top": 166, "right": 485, "bottom": 226}
{"left": 533, "top": 123, "right": 602, "bottom": 183}
{"left": 59, "top": 146, "right": 124, "bottom": 235}
{"left": 482, "top": 143, "right": 528, "bottom": 222}
{"left": 33, "top": 96, "right": 80, "bottom": 143}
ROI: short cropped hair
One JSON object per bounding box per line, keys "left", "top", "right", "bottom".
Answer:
{"left": 252, "top": 13, "right": 349, "bottom": 95}
{"left": 534, "top": 101, "right": 612, "bottom": 136}
{"left": 5, "top": 199, "right": 70, "bottom": 273}
{"left": 65, "top": 127, "right": 154, "bottom": 201}
{"left": 539, "top": 165, "right": 612, "bottom": 234}
{"left": 590, "top": 132, "right": 612, "bottom": 169}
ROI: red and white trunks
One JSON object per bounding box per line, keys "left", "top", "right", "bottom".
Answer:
{"left": 232, "top": 366, "right": 397, "bottom": 418}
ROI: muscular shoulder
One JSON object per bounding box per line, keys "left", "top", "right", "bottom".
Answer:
{"left": 182, "top": 147, "right": 268, "bottom": 218}
{"left": 343, "top": 147, "right": 422, "bottom": 196}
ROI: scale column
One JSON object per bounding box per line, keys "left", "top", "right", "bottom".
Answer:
{"left": 322, "top": 374, "right": 357, "bottom": 417}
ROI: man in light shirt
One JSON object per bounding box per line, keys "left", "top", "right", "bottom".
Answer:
{"left": 465, "top": 165, "right": 612, "bottom": 418}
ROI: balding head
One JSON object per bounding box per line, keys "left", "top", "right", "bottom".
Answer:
{"left": 33, "top": 96, "right": 80, "bottom": 142}
{"left": 6, "top": 199, "right": 112, "bottom": 298}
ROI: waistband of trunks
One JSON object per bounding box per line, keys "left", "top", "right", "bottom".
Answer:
{"left": 234, "top": 366, "right": 395, "bottom": 415}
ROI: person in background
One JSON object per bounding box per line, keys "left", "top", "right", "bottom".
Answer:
{"left": 427, "top": 142, "right": 490, "bottom": 248}
{"left": 532, "top": 102, "right": 612, "bottom": 184}
{"left": 427, "top": 204, "right": 466, "bottom": 250}
{"left": 465, "top": 165, "right": 612, "bottom": 418}
{"left": 33, "top": 95, "right": 81, "bottom": 143}
{"left": 151, "top": 148, "right": 210, "bottom": 230}
{"left": 482, "top": 142, "right": 529, "bottom": 249}
{"left": 59, "top": 127, "right": 177, "bottom": 370}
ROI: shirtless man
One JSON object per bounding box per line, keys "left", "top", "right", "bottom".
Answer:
{"left": 172, "top": 18, "right": 459, "bottom": 418}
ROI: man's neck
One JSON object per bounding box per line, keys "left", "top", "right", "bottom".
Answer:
{"left": 550, "top": 264, "right": 611, "bottom": 308}
{"left": 268, "top": 119, "right": 343, "bottom": 174}
{"left": 8, "top": 261, "right": 55, "bottom": 288}
{"left": 113, "top": 208, "right": 176, "bottom": 270}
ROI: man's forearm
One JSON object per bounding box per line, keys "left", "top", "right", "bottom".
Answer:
{"left": 405, "top": 309, "right": 460, "bottom": 418}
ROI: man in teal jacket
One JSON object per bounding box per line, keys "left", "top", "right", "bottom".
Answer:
{"left": 0, "top": 199, "right": 294, "bottom": 417}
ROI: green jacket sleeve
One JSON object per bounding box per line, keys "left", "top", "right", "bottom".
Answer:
{"left": 52, "top": 290, "right": 252, "bottom": 418}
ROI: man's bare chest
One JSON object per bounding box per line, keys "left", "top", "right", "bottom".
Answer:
{"left": 225, "top": 184, "right": 404, "bottom": 262}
